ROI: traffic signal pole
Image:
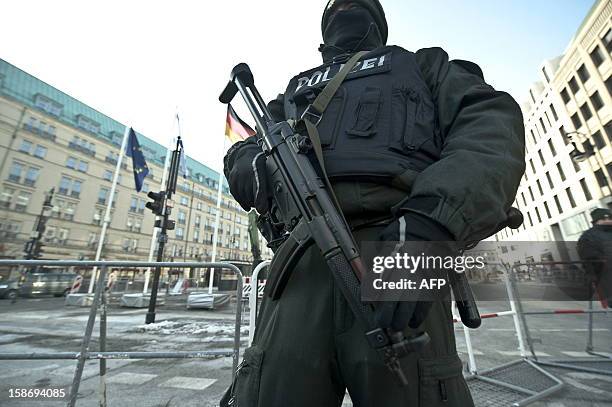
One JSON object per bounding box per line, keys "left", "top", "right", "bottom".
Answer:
{"left": 24, "top": 188, "right": 54, "bottom": 262}
{"left": 145, "top": 137, "right": 181, "bottom": 324}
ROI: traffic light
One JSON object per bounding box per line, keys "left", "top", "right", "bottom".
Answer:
{"left": 24, "top": 240, "right": 44, "bottom": 259}
{"left": 146, "top": 191, "right": 165, "bottom": 216}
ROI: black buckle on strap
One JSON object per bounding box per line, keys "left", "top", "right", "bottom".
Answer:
{"left": 300, "top": 104, "right": 322, "bottom": 126}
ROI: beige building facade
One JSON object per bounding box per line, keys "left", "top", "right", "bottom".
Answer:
{"left": 0, "top": 58, "right": 271, "bottom": 279}
{"left": 497, "top": 0, "right": 612, "bottom": 248}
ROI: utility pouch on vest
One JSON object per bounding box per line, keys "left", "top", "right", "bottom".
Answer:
{"left": 220, "top": 345, "right": 265, "bottom": 407}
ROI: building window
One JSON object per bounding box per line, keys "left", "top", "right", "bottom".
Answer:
{"left": 58, "top": 176, "right": 81, "bottom": 198}
{"left": 606, "top": 76, "right": 612, "bottom": 98}
{"left": 571, "top": 113, "right": 582, "bottom": 130}
{"left": 76, "top": 115, "right": 100, "bottom": 134}
{"left": 142, "top": 183, "right": 150, "bottom": 193}
{"left": 98, "top": 188, "right": 109, "bottom": 205}
{"left": 577, "top": 64, "right": 590, "bottom": 83}
{"left": 530, "top": 130, "right": 537, "bottom": 144}
{"left": 604, "top": 28, "right": 612, "bottom": 52}
{"left": 8, "top": 161, "right": 24, "bottom": 183}
{"left": 70, "top": 136, "right": 96, "bottom": 157}
{"left": 554, "top": 195, "right": 562, "bottom": 214}
{"left": 544, "top": 202, "right": 551, "bottom": 219}
{"left": 521, "top": 192, "right": 527, "bottom": 206}
{"left": 129, "top": 197, "right": 145, "bottom": 214}
{"left": 566, "top": 187, "right": 576, "bottom": 208}
{"left": 0, "top": 220, "right": 21, "bottom": 239}
{"left": 590, "top": 45, "right": 605, "bottom": 67}
{"left": 176, "top": 227, "right": 184, "bottom": 240}
{"left": 24, "top": 167, "right": 40, "bottom": 187}
{"left": 560, "top": 126, "right": 569, "bottom": 145}
{"left": 33, "top": 145, "right": 47, "bottom": 159}
{"left": 535, "top": 207, "right": 542, "bottom": 223}
{"left": 549, "top": 104, "right": 558, "bottom": 121}
{"left": 103, "top": 170, "right": 113, "bottom": 181}
{"left": 66, "top": 157, "right": 77, "bottom": 169}
{"left": 592, "top": 130, "right": 605, "bottom": 149}
{"left": 19, "top": 139, "right": 33, "bottom": 154}
{"left": 527, "top": 212, "right": 534, "bottom": 227}
{"left": 594, "top": 169, "right": 607, "bottom": 188}
{"left": 539, "top": 118, "right": 547, "bottom": 133}
{"left": 72, "top": 180, "right": 82, "bottom": 198}
{"left": 606, "top": 121, "right": 612, "bottom": 142}
{"left": 545, "top": 172, "right": 554, "bottom": 189}
{"left": 536, "top": 179, "right": 543, "bottom": 195}
{"left": 14, "top": 191, "right": 31, "bottom": 212}
{"left": 64, "top": 202, "right": 76, "bottom": 221}
{"left": 529, "top": 159, "right": 536, "bottom": 173}
{"left": 34, "top": 94, "right": 63, "bottom": 116}
{"left": 93, "top": 208, "right": 104, "bottom": 225}
{"left": 547, "top": 139, "right": 556, "bottom": 156}
{"left": 0, "top": 188, "right": 14, "bottom": 209}
{"left": 194, "top": 215, "right": 201, "bottom": 227}
{"left": 556, "top": 162, "right": 566, "bottom": 182}
{"left": 579, "top": 103, "right": 592, "bottom": 121}
{"left": 78, "top": 160, "right": 88, "bottom": 172}
{"left": 590, "top": 91, "right": 604, "bottom": 111}
{"left": 180, "top": 196, "right": 189, "bottom": 206}
{"left": 579, "top": 178, "right": 592, "bottom": 201}
{"left": 542, "top": 67, "right": 550, "bottom": 83}
{"left": 572, "top": 159, "right": 581, "bottom": 173}
{"left": 178, "top": 210, "right": 187, "bottom": 225}
{"left": 538, "top": 150, "right": 546, "bottom": 166}
{"left": 528, "top": 186, "right": 535, "bottom": 201}
{"left": 560, "top": 88, "right": 571, "bottom": 104}
{"left": 193, "top": 229, "right": 200, "bottom": 242}
{"left": 568, "top": 76, "right": 579, "bottom": 94}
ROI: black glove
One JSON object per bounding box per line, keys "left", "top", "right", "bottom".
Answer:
{"left": 375, "top": 212, "right": 454, "bottom": 332}
{"left": 223, "top": 137, "right": 270, "bottom": 214}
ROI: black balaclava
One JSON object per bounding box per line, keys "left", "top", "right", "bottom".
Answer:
{"left": 319, "top": 0, "right": 387, "bottom": 63}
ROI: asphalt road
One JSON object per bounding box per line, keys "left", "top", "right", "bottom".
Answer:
{"left": 0, "top": 295, "right": 610, "bottom": 406}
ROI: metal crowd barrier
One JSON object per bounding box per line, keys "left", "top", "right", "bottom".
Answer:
{"left": 0, "top": 260, "right": 244, "bottom": 407}
{"left": 508, "top": 261, "right": 612, "bottom": 377}
{"left": 459, "top": 263, "right": 564, "bottom": 407}
{"left": 248, "top": 261, "right": 270, "bottom": 346}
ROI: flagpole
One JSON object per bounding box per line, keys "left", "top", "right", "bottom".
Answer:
{"left": 88, "top": 125, "right": 131, "bottom": 293}
{"left": 143, "top": 116, "right": 177, "bottom": 293}
{"left": 208, "top": 136, "right": 228, "bottom": 294}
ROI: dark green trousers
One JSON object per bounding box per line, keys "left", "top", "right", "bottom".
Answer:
{"left": 228, "top": 226, "right": 474, "bottom": 407}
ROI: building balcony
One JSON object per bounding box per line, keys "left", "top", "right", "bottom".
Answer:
{"left": 67, "top": 142, "right": 96, "bottom": 157}
{"left": 7, "top": 175, "right": 20, "bottom": 183}
{"left": 23, "top": 179, "right": 36, "bottom": 187}
{"left": 22, "top": 124, "right": 55, "bottom": 142}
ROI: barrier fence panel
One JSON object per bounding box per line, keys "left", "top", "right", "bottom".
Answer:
{"left": 508, "top": 261, "right": 612, "bottom": 377}
{"left": 461, "top": 263, "right": 564, "bottom": 407}
{"left": 0, "top": 259, "right": 244, "bottom": 407}
{"left": 248, "top": 261, "right": 270, "bottom": 346}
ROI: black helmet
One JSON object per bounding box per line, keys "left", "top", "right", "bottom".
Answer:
{"left": 321, "top": 0, "right": 388, "bottom": 45}
{"left": 590, "top": 208, "right": 612, "bottom": 224}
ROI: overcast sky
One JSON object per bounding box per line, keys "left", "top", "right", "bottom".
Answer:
{"left": 0, "top": 0, "right": 595, "bottom": 173}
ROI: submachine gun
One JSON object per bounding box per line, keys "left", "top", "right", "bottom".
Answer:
{"left": 219, "top": 63, "right": 488, "bottom": 384}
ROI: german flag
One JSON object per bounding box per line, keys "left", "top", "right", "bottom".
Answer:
{"left": 225, "top": 104, "right": 256, "bottom": 143}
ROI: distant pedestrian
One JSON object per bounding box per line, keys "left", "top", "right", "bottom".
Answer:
{"left": 578, "top": 208, "right": 612, "bottom": 306}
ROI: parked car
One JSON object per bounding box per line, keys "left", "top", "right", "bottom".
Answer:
{"left": 19, "top": 273, "right": 77, "bottom": 297}
{"left": 0, "top": 280, "right": 20, "bottom": 300}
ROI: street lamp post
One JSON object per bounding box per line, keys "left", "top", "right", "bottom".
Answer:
{"left": 564, "top": 129, "right": 610, "bottom": 196}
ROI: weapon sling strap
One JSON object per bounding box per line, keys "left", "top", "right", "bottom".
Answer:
{"left": 301, "top": 51, "right": 368, "bottom": 217}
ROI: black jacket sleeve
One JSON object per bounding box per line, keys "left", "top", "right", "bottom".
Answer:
{"left": 403, "top": 47, "right": 525, "bottom": 242}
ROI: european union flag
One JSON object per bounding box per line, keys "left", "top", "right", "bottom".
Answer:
{"left": 126, "top": 128, "right": 149, "bottom": 192}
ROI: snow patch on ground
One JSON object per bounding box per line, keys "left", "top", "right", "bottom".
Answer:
{"left": 134, "top": 320, "right": 249, "bottom": 336}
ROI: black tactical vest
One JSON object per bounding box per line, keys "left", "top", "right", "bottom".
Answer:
{"left": 283, "top": 45, "right": 441, "bottom": 185}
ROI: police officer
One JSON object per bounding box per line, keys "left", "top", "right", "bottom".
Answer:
{"left": 222, "top": 1, "right": 525, "bottom": 405}
{"left": 578, "top": 208, "right": 612, "bottom": 305}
